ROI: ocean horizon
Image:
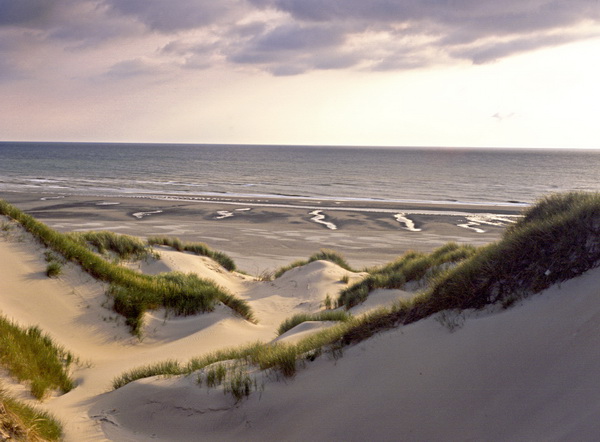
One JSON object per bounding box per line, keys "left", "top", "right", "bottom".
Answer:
{"left": 1, "top": 142, "right": 599, "bottom": 207}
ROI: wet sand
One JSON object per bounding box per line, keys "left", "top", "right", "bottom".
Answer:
{"left": 0, "top": 191, "right": 524, "bottom": 273}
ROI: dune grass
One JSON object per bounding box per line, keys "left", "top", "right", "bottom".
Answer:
{"left": 112, "top": 308, "right": 393, "bottom": 392}
{"left": 0, "top": 388, "right": 63, "bottom": 441}
{"left": 148, "top": 236, "right": 236, "bottom": 271}
{"left": 68, "top": 231, "right": 151, "bottom": 261}
{"left": 338, "top": 242, "right": 477, "bottom": 309}
{"left": 273, "top": 249, "right": 355, "bottom": 279}
{"left": 112, "top": 192, "right": 600, "bottom": 398}
{"left": 344, "top": 191, "right": 600, "bottom": 341}
{"left": 43, "top": 250, "right": 64, "bottom": 278}
{"left": 0, "top": 316, "right": 75, "bottom": 400}
{"left": 277, "top": 311, "right": 352, "bottom": 336}
{"left": 45, "top": 261, "right": 62, "bottom": 278}
{"left": 0, "top": 200, "right": 254, "bottom": 336}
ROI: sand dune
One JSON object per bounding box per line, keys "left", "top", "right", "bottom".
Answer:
{"left": 0, "top": 219, "right": 377, "bottom": 440}
{"left": 2, "top": 208, "right": 600, "bottom": 441}
{"left": 92, "top": 267, "right": 600, "bottom": 441}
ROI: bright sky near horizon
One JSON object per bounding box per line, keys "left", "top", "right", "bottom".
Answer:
{"left": 1, "top": 1, "right": 600, "bottom": 148}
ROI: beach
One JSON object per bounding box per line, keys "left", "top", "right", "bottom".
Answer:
{"left": 2, "top": 190, "right": 600, "bottom": 440}
{"left": 0, "top": 191, "right": 519, "bottom": 273}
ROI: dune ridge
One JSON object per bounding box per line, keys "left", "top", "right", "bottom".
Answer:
{"left": 0, "top": 192, "right": 599, "bottom": 441}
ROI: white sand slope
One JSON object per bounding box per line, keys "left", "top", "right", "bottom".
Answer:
{"left": 5, "top": 215, "right": 599, "bottom": 441}
{"left": 0, "top": 221, "right": 376, "bottom": 440}
{"left": 92, "top": 267, "right": 600, "bottom": 441}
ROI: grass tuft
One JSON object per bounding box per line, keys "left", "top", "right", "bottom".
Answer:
{"left": 274, "top": 249, "right": 355, "bottom": 278}
{"left": 148, "top": 236, "right": 236, "bottom": 271}
{"left": 0, "top": 316, "right": 75, "bottom": 400}
{"left": 111, "top": 192, "right": 600, "bottom": 399}
{"left": 111, "top": 360, "right": 182, "bottom": 390}
{"left": 0, "top": 388, "right": 63, "bottom": 441}
{"left": 0, "top": 200, "right": 254, "bottom": 335}
{"left": 68, "top": 231, "right": 151, "bottom": 261}
{"left": 338, "top": 243, "right": 476, "bottom": 309}
{"left": 277, "top": 311, "right": 351, "bottom": 336}
{"left": 45, "top": 261, "right": 62, "bottom": 278}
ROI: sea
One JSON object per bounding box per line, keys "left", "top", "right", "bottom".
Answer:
{"left": 1, "top": 142, "right": 599, "bottom": 207}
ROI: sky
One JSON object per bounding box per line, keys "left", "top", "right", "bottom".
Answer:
{"left": 1, "top": 0, "right": 600, "bottom": 148}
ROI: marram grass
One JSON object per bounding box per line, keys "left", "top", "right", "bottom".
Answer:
{"left": 0, "top": 387, "right": 63, "bottom": 441}
{"left": 148, "top": 236, "right": 236, "bottom": 271}
{"left": 337, "top": 242, "right": 477, "bottom": 309}
{"left": 274, "top": 249, "right": 355, "bottom": 279}
{"left": 0, "top": 315, "right": 75, "bottom": 400}
{"left": 277, "top": 310, "right": 352, "bottom": 336}
{"left": 112, "top": 308, "right": 393, "bottom": 391}
{"left": 112, "top": 192, "right": 600, "bottom": 400}
{"left": 68, "top": 230, "right": 151, "bottom": 261}
{"left": 0, "top": 200, "right": 254, "bottom": 336}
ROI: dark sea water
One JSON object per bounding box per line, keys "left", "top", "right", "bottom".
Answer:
{"left": 1, "top": 142, "right": 599, "bottom": 206}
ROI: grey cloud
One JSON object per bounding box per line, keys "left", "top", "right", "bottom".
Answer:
{"left": 240, "top": 0, "right": 600, "bottom": 72}
{"left": 103, "top": 0, "right": 241, "bottom": 32}
{"left": 227, "top": 23, "right": 358, "bottom": 74}
{"left": 1, "top": 0, "right": 599, "bottom": 81}
{"left": 269, "top": 63, "right": 308, "bottom": 76}
{"left": 251, "top": 24, "right": 345, "bottom": 51}
{"left": 454, "top": 32, "right": 598, "bottom": 64}
{"left": 254, "top": 0, "right": 600, "bottom": 29}
{"left": 0, "top": 0, "right": 55, "bottom": 26}
{"left": 104, "top": 58, "right": 166, "bottom": 79}
{"left": 312, "top": 52, "right": 359, "bottom": 70}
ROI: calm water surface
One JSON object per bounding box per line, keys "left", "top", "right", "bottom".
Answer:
{"left": 1, "top": 142, "right": 599, "bottom": 206}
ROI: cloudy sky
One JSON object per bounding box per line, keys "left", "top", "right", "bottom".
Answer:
{"left": 1, "top": 0, "right": 599, "bottom": 148}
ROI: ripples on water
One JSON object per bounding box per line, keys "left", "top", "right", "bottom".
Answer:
{"left": 1, "top": 142, "right": 599, "bottom": 206}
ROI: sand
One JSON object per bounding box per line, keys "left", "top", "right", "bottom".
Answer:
{"left": 0, "top": 215, "right": 369, "bottom": 440}
{"left": 0, "top": 191, "right": 520, "bottom": 273}
{"left": 90, "top": 268, "right": 600, "bottom": 442}
{"left": 3, "top": 193, "right": 598, "bottom": 441}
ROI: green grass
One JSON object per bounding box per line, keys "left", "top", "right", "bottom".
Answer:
{"left": 0, "top": 220, "right": 14, "bottom": 236}
{"left": 338, "top": 242, "right": 476, "bottom": 309}
{"left": 407, "top": 191, "right": 600, "bottom": 318}
{"left": 0, "top": 388, "right": 63, "bottom": 441}
{"left": 45, "top": 261, "right": 62, "bottom": 278}
{"left": 0, "top": 200, "right": 254, "bottom": 336}
{"left": 68, "top": 231, "right": 151, "bottom": 261}
{"left": 44, "top": 250, "right": 64, "bottom": 278}
{"left": 224, "top": 367, "right": 254, "bottom": 402}
{"left": 204, "top": 363, "right": 228, "bottom": 388}
{"left": 112, "top": 310, "right": 390, "bottom": 391}
{"left": 148, "top": 236, "right": 236, "bottom": 271}
{"left": 274, "top": 249, "right": 355, "bottom": 279}
{"left": 277, "top": 311, "right": 352, "bottom": 336}
{"left": 0, "top": 316, "right": 75, "bottom": 400}
{"left": 111, "top": 192, "right": 600, "bottom": 396}
{"left": 345, "top": 191, "right": 600, "bottom": 340}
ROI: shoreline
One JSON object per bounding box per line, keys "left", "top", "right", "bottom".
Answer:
{"left": 0, "top": 191, "right": 523, "bottom": 272}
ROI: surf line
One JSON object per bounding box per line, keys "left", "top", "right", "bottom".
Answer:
{"left": 394, "top": 213, "right": 421, "bottom": 232}
{"left": 309, "top": 210, "right": 337, "bottom": 230}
